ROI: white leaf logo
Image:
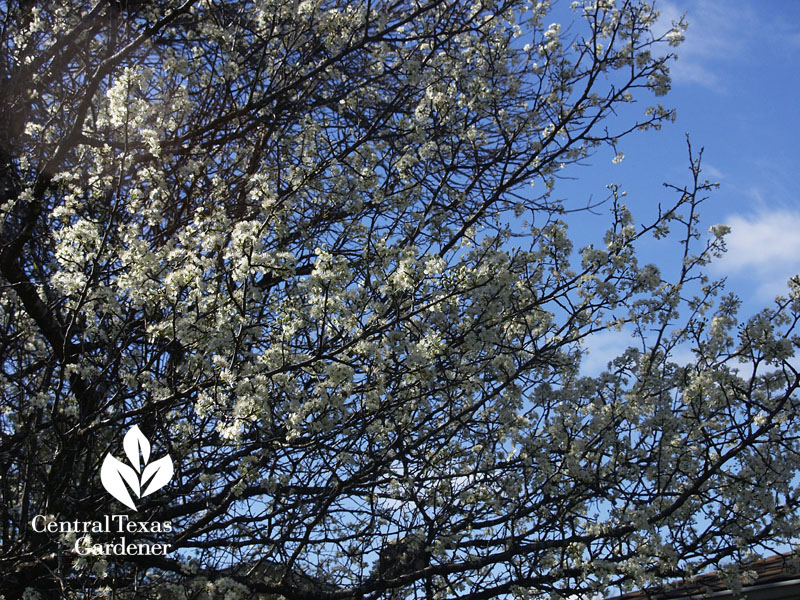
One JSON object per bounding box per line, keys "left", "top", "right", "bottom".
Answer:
{"left": 101, "top": 425, "right": 173, "bottom": 510}
{"left": 141, "top": 456, "right": 174, "bottom": 497}
{"left": 124, "top": 424, "right": 150, "bottom": 472}
{"left": 101, "top": 454, "right": 139, "bottom": 510}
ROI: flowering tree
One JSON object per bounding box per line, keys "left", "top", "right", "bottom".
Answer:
{"left": 1, "top": 0, "right": 799, "bottom": 599}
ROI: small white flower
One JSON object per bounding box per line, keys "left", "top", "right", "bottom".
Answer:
{"left": 93, "top": 558, "right": 109, "bottom": 578}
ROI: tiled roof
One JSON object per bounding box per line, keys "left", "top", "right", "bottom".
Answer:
{"left": 607, "top": 554, "right": 800, "bottom": 600}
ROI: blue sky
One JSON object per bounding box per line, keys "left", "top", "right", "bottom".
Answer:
{"left": 567, "top": 0, "right": 800, "bottom": 372}
{"left": 653, "top": 0, "right": 800, "bottom": 299}
{"left": 665, "top": 0, "right": 800, "bottom": 298}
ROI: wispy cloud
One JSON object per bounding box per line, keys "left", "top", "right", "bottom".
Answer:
{"left": 580, "top": 328, "right": 697, "bottom": 375}
{"left": 713, "top": 210, "right": 800, "bottom": 299}
{"left": 656, "top": 0, "right": 753, "bottom": 91}
{"left": 657, "top": 1, "right": 800, "bottom": 93}
{"left": 700, "top": 162, "right": 724, "bottom": 182}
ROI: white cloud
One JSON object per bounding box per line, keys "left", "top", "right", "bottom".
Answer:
{"left": 580, "top": 329, "right": 698, "bottom": 375}
{"left": 713, "top": 210, "right": 800, "bottom": 299}
{"left": 580, "top": 330, "right": 636, "bottom": 375}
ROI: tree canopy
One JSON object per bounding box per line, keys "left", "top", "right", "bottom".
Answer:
{"left": 1, "top": 0, "right": 799, "bottom": 598}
